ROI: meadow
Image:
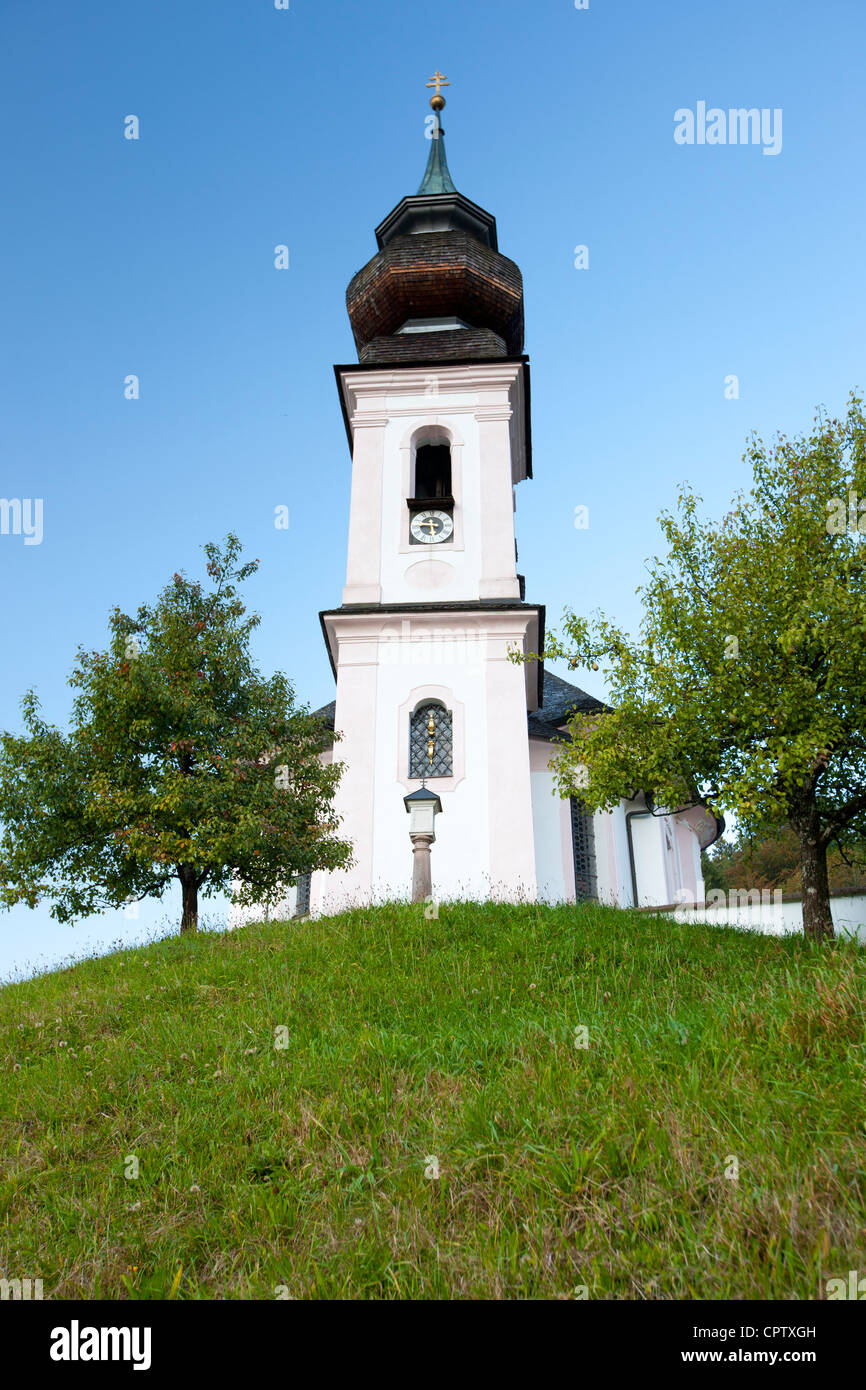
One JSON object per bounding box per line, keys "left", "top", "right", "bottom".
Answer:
{"left": 1, "top": 901, "right": 864, "bottom": 1299}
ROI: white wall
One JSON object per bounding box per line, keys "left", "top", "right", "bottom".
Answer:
{"left": 228, "top": 883, "right": 297, "bottom": 930}
{"left": 629, "top": 810, "right": 670, "bottom": 907}
{"left": 529, "top": 740, "right": 572, "bottom": 902}
{"left": 595, "top": 803, "right": 632, "bottom": 907}
{"left": 339, "top": 362, "right": 528, "bottom": 608}
{"left": 314, "top": 609, "right": 538, "bottom": 910}
{"left": 665, "top": 893, "right": 866, "bottom": 941}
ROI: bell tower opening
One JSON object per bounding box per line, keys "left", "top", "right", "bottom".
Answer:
{"left": 414, "top": 443, "right": 452, "bottom": 500}
{"left": 407, "top": 433, "right": 456, "bottom": 546}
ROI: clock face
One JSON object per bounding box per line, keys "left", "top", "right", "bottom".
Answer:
{"left": 410, "top": 509, "right": 454, "bottom": 544}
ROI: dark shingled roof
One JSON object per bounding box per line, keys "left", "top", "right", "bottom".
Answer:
{"left": 312, "top": 671, "right": 605, "bottom": 742}
{"left": 313, "top": 699, "right": 336, "bottom": 729}
{"left": 359, "top": 326, "right": 507, "bottom": 366}
{"left": 528, "top": 671, "right": 608, "bottom": 740}
{"left": 346, "top": 229, "right": 525, "bottom": 359}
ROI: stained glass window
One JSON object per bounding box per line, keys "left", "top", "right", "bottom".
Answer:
{"left": 410, "top": 703, "right": 453, "bottom": 778}
{"left": 570, "top": 797, "right": 597, "bottom": 902}
{"left": 294, "top": 870, "right": 311, "bottom": 918}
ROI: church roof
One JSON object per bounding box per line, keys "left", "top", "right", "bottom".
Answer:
{"left": 313, "top": 699, "right": 337, "bottom": 728}
{"left": 312, "top": 670, "right": 606, "bottom": 743}
{"left": 528, "top": 671, "right": 608, "bottom": 741}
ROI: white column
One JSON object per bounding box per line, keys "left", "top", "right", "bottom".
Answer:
{"left": 316, "top": 627, "right": 379, "bottom": 909}
{"left": 485, "top": 623, "right": 537, "bottom": 898}
{"left": 477, "top": 405, "right": 521, "bottom": 600}
{"left": 343, "top": 414, "right": 387, "bottom": 605}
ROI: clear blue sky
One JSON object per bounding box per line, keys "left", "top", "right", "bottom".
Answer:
{"left": 1, "top": 0, "right": 864, "bottom": 977}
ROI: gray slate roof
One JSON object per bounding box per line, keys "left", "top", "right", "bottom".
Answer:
{"left": 527, "top": 671, "right": 608, "bottom": 740}
{"left": 313, "top": 699, "right": 337, "bottom": 728}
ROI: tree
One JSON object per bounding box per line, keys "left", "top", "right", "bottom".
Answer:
{"left": 535, "top": 395, "right": 866, "bottom": 941}
{"left": 0, "top": 535, "right": 352, "bottom": 933}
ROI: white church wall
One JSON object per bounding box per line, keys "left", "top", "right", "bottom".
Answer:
{"left": 228, "top": 883, "right": 297, "bottom": 930}
{"left": 629, "top": 811, "right": 671, "bottom": 907}
{"left": 626, "top": 804, "right": 709, "bottom": 910}
{"left": 383, "top": 408, "right": 480, "bottom": 604}
{"left": 527, "top": 749, "right": 659, "bottom": 910}
{"left": 527, "top": 747, "right": 670, "bottom": 910}
{"left": 310, "top": 628, "right": 379, "bottom": 914}
{"left": 342, "top": 412, "right": 385, "bottom": 606}
{"left": 340, "top": 364, "right": 526, "bottom": 609}
{"left": 674, "top": 818, "right": 701, "bottom": 902}
{"left": 371, "top": 657, "right": 491, "bottom": 902}
{"left": 599, "top": 803, "right": 633, "bottom": 907}
{"left": 476, "top": 404, "right": 523, "bottom": 600}
{"left": 693, "top": 832, "right": 707, "bottom": 904}
{"left": 528, "top": 742, "right": 620, "bottom": 907}
{"left": 529, "top": 740, "right": 572, "bottom": 902}
{"left": 484, "top": 633, "right": 537, "bottom": 899}
{"left": 594, "top": 810, "right": 617, "bottom": 906}
{"left": 313, "top": 609, "right": 537, "bottom": 910}
{"left": 227, "top": 727, "right": 710, "bottom": 922}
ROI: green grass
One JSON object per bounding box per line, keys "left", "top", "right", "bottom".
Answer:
{"left": 1, "top": 901, "right": 865, "bottom": 1299}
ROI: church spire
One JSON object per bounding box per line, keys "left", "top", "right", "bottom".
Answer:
{"left": 349, "top": 71, "right": 524, "bottom": 363}
{"left": 418, "top": 71, "right": 457, "bottom": 196}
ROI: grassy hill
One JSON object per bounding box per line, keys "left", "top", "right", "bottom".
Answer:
{"left": 1, "top": 901, "right": 864, "bottom": 1300}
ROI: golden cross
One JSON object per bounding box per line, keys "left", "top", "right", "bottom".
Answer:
{"left": 422, "top": 516, "right": 439, "bottom": 537}
{"left": 426, "top": 70, "right": 450, "bottom": 98}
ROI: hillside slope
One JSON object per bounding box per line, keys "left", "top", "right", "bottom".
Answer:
{"left": 1, "top": 902, "right": 864, "bottom": 1299}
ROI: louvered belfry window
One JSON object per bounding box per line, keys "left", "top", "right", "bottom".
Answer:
{"left": 570, "top": 797, "right": 597, "bottom": 902}
{"left": 410, "top": 703, "right": 453, "bottom": 779}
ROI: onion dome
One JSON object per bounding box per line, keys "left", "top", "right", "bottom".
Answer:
{"left": 345, "top": 75, "right": 525, "bottom": 365}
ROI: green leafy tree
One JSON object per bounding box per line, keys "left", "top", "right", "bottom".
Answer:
{"left": 0, "top": 536, "right": 352, "bottom": 933}
{"left": 536, "top": 395, "right": 866, "bottom": 940}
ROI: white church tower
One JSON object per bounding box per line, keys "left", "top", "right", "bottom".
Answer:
{"left": 315, "top": 74, "right": 540, "bottom": 911}
{"left": 295, "top": 76, "right": 722, "bottom": 918}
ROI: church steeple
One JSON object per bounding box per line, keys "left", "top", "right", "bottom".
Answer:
{"left": 417, "top": 71, "right": 457, "bottom": 196}
{"left": 344, "top": 74, "right": 525, "bottom": 366}
{"left": 417, "top": 113, "right": 458, "bottom": 195}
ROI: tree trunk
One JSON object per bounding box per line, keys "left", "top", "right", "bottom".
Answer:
{"left": 179, "top": 866, "right": 198, "bottom": 935}
{"left": 794, "top": 809, "right": 834, "bottom": 941}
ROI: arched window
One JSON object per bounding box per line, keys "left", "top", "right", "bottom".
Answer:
{"left": 414, "top": 442, "right": 452, "bottom": 500}
{"left": 410, "top": 702, "right": 453, "bottom": 779}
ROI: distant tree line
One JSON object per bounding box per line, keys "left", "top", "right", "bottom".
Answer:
{"left": 703, "top": 828, "right": 866, "bottom": 896}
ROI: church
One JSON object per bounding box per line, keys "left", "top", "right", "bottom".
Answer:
{"left": 243, "top": 77, "right": 722, "bottom": 923}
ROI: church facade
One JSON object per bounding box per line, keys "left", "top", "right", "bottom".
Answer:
{"left": 241, "top": 81, "right": 721, "bottom": 924}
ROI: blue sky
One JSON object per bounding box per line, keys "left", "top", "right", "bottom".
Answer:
{"left": 1, "top": 0, "right": 864, "bottom": 977}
